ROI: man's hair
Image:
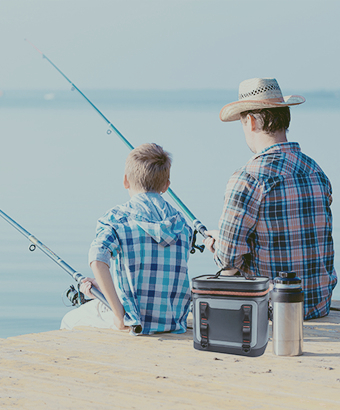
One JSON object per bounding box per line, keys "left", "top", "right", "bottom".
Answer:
{"left": 240, "top": 107, "right": 291, "bottom": 134}
{"left": 125, "top": 143, "right": 172, "bottom": 192}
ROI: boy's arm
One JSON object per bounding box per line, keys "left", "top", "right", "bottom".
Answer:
{"left": 90, "top": 260, "right": 129, "bottom": 331}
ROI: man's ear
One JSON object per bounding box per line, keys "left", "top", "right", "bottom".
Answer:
{"left": 123, "top": 174, "right": 130, "bottom": 189}
{"left": 248, "top": 114, "right": 257, "bottom": 132}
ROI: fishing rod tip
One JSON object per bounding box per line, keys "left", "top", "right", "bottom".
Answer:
{"left": 25, "top": 38, "right": 44, "bottom": 55}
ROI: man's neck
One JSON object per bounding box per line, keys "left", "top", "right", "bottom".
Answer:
{"left": 254, "top": 130, "right": 287, "bottom": 153}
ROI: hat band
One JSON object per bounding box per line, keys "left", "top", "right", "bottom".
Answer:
{"left": 239, "top": 97, "right": 284, "bottom": 104}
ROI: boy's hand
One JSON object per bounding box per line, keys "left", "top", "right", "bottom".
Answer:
{"left": 90, "top": 260, "right": 131, "bottom": 332}
{"left": 80, "top": 277, "right": 100, "bottom": 299}
{"left": 113, "top": 316, "right": 130, "bottom": 331}
{"left": 81, "top": 276, "right": 129, "bottom": 330}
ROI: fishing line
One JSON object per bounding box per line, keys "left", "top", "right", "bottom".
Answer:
{"left": 0, "top": 209, "right": 110, "bottom": 308}
{"left": 25, "top": 39, "right": 208, "bottom": 245}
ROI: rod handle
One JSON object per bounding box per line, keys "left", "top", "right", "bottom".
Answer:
{"left": 74, "top": 273, "right": 142, "bottom": 333}
{"left": 193, "top": 220, "right": 209, "bottom": 239}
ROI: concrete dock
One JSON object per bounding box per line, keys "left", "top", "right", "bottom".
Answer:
{"left": 1, "top": 302, "right": 339, "bottom": 410}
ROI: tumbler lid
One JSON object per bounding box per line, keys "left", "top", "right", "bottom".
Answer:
{"left": 274, "top": 271, "right": 301, "bottom": 286}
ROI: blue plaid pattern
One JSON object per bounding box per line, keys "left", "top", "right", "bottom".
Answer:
{"left": 215, "top": 142, "right": 337, "bottom": 320}
{"left": 89, "top": 193, "right": 192, "bottom": 334}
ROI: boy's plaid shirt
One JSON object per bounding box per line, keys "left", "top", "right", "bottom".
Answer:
{"left": 88, "top": 193, "right": 192, "bottom": 334}
{"left": 215, "top": 142, "right": 337, "bottom": 320}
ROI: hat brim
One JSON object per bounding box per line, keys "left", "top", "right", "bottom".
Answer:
{"left": 220, "top": 95, "right": 306, "bottom": 122}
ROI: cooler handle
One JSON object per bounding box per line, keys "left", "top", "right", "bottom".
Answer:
{"left": 242, "top": 305, "right": 252, "bottom": 354}
{"left": 212, "top": 267, "right": 256, "bottom": 281}
{"left": 199, "top": 301, "right": 209, "bottom": 349}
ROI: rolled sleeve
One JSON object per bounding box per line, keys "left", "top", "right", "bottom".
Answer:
{"left": 88, "top": 246, "right": 112, "bottom": 267}
{"left": 88, "top": 213, "right": 121, "bottom": 268}
{"left": 215, "top": 171, "right": 262, "bottom": 271}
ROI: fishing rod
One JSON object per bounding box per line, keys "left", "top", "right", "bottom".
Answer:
{"left": 0, "top": 209, "right": 108, "bottom": 307}
{"left": 0, "top": 209, "right": 143, "bottom": 333}
{"left": 25, "top": 39, "right": 208, "bottom": 249}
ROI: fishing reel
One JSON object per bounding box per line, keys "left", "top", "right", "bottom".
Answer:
{"left": 190, "top": 229, "right": 205, "bottom": 254}
{"left": 62, "top": 284, "right": 90, "bottom": 307}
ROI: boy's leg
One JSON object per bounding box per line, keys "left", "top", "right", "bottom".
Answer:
{"left": 60, "top": 299, "right": 119, "bottom": 330}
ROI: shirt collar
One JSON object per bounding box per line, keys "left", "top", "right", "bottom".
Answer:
{"left": 253, "top": 142, "right": 301, "bottom": 159}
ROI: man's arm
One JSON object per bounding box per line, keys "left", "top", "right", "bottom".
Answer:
{"left": 90, "top": 260, "right": 129, "bottom": 331}
{"left": 209, "top": 171, "right": 261, "bottom": 272}
{"left": 204, "top": 229, "right": 240, "bottom": 276}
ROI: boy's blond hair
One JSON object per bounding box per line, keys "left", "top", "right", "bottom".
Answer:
{"left": 125, "top": 143, "right": 172, "bottom": 192}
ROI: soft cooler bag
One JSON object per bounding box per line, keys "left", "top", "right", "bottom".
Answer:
{"left": 192, "top": 273, "right": 270, "bottom": 357}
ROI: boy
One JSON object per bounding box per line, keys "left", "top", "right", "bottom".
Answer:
{"left": 61, "top": 143, "right": 192, "bottom": 334}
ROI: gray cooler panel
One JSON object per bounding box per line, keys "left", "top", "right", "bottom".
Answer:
{"left": 194, "top": 298, "right": 258, "bottom": 348}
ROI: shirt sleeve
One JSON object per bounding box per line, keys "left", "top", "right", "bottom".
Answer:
{"left": 88, "top": 212, "right": 121, "bottom": 268}
{"left": 214, "top": 170, "right": 263, "bottom": 271}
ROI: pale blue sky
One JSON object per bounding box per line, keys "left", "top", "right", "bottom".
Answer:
{"left": 1, "top": 0, "right": 340, "bottom": 91}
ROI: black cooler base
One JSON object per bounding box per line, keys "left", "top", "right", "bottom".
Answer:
{"left": 193, "top": 341, "right": 267, "bottom": 357}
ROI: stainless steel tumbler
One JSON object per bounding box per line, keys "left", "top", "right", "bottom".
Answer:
{"left": 272, "top": 271, "right": 304, "bottom": 356}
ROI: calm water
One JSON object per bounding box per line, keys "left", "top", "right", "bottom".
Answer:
{"left": 1, "top": 89, "right": 339, "bottom": 338}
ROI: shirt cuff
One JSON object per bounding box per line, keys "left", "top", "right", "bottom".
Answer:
{"left": 88, "top": 246, "right": 112, "bottom": 268}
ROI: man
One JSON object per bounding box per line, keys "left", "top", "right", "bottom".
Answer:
{"left": 204, "top": 78, "right": 337, "bottom": 320}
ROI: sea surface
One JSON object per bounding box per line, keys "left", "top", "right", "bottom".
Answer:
{"left": 1, "top": 89, "right": 340, "bottom": 338}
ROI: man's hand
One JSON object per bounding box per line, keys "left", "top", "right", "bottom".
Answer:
{"left": 203, "top": 229, "right": 219, "bottom": 253}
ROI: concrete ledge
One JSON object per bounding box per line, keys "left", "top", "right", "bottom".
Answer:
{"left": 1, "top": 303, "right": 339, "bottom": 409}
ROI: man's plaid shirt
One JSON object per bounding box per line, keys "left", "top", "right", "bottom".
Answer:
{"left": 89, "top": 193, "right": 192, "bottom": 334}
{"left": 215, "top": 142, "right": 337, "bottom": 320}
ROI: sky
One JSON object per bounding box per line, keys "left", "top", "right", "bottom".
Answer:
{"left": 1, "top": 0, "right": 340, "bottom": 92}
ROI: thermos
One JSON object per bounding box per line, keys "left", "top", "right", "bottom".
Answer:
{"left": 272, "top": 271, "right": 304, "bottom": 356}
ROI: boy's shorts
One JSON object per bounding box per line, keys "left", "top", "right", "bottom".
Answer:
{"left": 60, "top": 299, "right": 119, "bottom": 330}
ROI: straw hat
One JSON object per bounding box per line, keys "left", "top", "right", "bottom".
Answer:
{"left": 220, "top": 78, "right": 305, "bottom": 122}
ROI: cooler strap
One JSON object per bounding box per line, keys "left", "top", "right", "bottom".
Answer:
{"left": 242, "top": 304, "right": 252, "bottom": 353}
{"left": 199, "top": 301, "right": 209, "bottom": 349}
